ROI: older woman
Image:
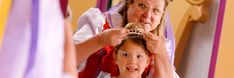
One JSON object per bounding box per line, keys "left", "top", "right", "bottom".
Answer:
{"left": 73, "top": 0, "right": 179, "bottom": 78}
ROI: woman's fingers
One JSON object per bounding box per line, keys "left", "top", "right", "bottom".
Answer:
{"left": 113, "top": 28, "right": 128, "bottom": 46}
{"left": 146, "top": 40, "right": 160, "bottom": 54}
{"left": 113, "top": 28, "right": 129, "bottom": 36}
{"left": 101, "top": 28, "right": 128, "bottom": 46}
{"left": 144, "top": 32, "right": 160, "bottom": 41}
{"left": 143, "top": 32, "right": 164, "bottom": 54}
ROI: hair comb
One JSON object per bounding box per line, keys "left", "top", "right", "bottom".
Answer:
{"left": 124, "top": 22, "right": 146, "bottom": 36}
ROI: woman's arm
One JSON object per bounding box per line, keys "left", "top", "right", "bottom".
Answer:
{"left": 75, "top": 33, "right": 105, "bottom": 65}
{"left": 75, "top": 28, "right": 128, "bottom": 65}
{"left": 63, "top": 20, "right": 77, "bottom": 77}
{"left": 152, "top": 44, "right": 173, "bottom": 78}
{"left": 144, "top": 32, "right": 173, "bottom": 78}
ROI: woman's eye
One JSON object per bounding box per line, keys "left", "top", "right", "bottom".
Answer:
{"left": 153, "top": 8, "right": 160, "bottom": 14}
{"left": 138, "top": 3, "right": 147, "bottom": 10}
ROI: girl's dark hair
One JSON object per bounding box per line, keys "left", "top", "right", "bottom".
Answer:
{"left": 115, "top": 34, "right": 150, "bottom": 56}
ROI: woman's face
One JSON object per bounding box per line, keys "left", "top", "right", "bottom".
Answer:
{"left": 115, "top": 40, "right": 149, "bottom": 78}
{"left": 127, "top": 0, "right": 165, "bottom": 32}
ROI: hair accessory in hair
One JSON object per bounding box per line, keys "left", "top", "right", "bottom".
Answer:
{"left": 124, "top": 22, "right": 146, "bottom": 36}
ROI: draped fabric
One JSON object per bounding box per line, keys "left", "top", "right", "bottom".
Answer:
{"left": 0, "top": 0, "right": 64, "bottom": 78}
{"left": 60, "top": 0, "right": 68, "bottom": 18}
{"left": 96, "top": 0, "right": 112, "bottom": 12}
{"left": 0, "top": 0, "right": 32, "bottom": 77}
{"left": 165, "top": 11, "right": 176, "bottom": 64}
{"left": 0, "top": 0, "right": 12, "bottom": 50}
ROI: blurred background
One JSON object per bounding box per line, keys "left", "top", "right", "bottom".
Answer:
{"left": 1, "top": 0, "right": 234, "bottom": 78}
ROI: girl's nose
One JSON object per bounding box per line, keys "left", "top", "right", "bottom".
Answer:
{"left": 128, "top": 56, "right": 137, "bottom": 64}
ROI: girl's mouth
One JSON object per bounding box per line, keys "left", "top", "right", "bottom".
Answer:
{"left": 126, "top": 67, "right": 138, "bottom": 72}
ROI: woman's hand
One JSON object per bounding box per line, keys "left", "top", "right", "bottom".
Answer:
{"left": 143, "top": 32, "right": 166, "bottom": 55}
{"left": 143, "top": 32, "right": 173, "bottom": 78}
{"left": 99, "top": 28, "right": 128, "bottom": 46}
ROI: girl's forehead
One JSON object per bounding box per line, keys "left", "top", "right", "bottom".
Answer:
{"left": 119, "top": 42, "right": 147, "bottom": 54}
{"left": 118, "top": 37, "right": 147, "bottom": 52}
{"left": 118, "top": 49, "right": 147, "bottom": 55}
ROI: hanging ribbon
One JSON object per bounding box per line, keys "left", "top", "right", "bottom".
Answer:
{"left": 96, "top": 0, "right": 112, "bottom": 12}
{"left": 24, "top": 0, "right": 39, "bottom": 76}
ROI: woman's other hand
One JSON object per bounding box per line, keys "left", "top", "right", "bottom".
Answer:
{"left": 143, "top": 32, "right": 173, "bottom": 78}
{"left": 99, "top": 28, "right": 128, "bottom": 46}
{"left": 143, "top": 32, "right": 166, "bottom": 55}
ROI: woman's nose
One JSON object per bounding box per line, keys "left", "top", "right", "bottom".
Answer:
{"left": 142, "top": 9, "right": 152, "bottom": 19}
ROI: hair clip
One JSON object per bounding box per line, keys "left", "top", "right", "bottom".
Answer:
{"left": 128, "top": 29, "right": 143, "bottom": 35}
{"left": 125, "top": 22, "right": 145, "bottom": 36}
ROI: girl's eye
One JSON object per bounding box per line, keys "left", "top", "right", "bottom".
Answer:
{"left": 122, "top": 53, "right": 128, "bottom": 57}
{"left": 137, "top": 55, "right": 143, "bottom": 59}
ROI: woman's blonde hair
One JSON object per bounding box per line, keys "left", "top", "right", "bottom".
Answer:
{"left": 119, "top": 0, "right": 170, "bottom": 37}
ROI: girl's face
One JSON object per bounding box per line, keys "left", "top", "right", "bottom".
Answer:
{"left": 127, "top": 0, "right": 165, "bottom": 32}
{"left": 115, "top": 40, "right": 150, "bottom": 78}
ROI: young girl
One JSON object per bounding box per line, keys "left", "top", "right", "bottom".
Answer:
{"left": 95, "top": 22, "right": 152, "bottom": 78}
{"left": 113, "top": 23, "right": 152, "bottom": 78}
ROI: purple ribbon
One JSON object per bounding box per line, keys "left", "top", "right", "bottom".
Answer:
{"left": 96, "top": 0, "right": 109, "bottom": 12}
{"left": 24, "top": 0, "right": 39, "bottom": 76}
{"left": 165, "top": 11, "right": 176, "bottom": 64}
